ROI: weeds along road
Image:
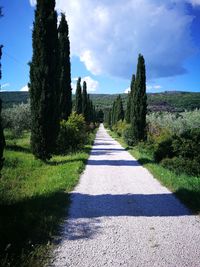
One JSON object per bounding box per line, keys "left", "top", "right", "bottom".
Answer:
{"left": 50, "top": 124, "right": 200, "bottom": 267}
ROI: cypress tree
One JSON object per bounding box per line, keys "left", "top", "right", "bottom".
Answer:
{"left": 29, "top": 0, "right": 59, "bottom": 160}
{"left": 116, "top": 95, "right": 124, "bottom": 122}
{"left": 82, "top": 81, "right": 88, "bottom": 121}
{"left": 111, "top": 95, "right": 124, "bottom": 126}
{"left": 75, "top": 77, "right": 82, "bottom": 114}
{"left": 131, "top": 54, "right": 147, "bottom": 142}
{"left": 125, "top": 74, "right": 135, "bottom": 123}
{"left": 58, "top": 13, "right": 72, "bottom": 121}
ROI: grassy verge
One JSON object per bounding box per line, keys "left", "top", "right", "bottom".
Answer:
{"left": 0, "top": 130, "right": 97, "bottom": 266}
{"left": 108, "top": 129, "right": 200, "bottom": 215}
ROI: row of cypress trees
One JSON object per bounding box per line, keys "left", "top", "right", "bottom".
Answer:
{"left": 106, "top": 54, "right": 147, "bottom": 143}
{"left": 75, "top": 78, "right": 96, "bottom": 123}
{"left": 29, "top": 0, "right": 72, "bottom": 161}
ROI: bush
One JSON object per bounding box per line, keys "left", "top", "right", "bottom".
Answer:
{"left": 153, "top": 137, "right": 174, "bottom": 162}
{"left": 2, "top": 102, "right": 31, "bottom": 137}
{"left": 172, "top": 128, "right": 200, "bottom": 161}
{"left": 161, "top": 157, "right": 200, "bottom": 177}
{"left": 123, "top": 125, "right": 137, "bottom": 146}
{"left": 112, "top": 120, "right": 128, "bottom": 137}
{"left": 56, "top": 112, "right": 87, "bottom": 154}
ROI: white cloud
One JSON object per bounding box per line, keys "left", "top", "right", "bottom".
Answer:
{"left": 147, "top": 84, "right": 162, "bottom": 90}
{"left": 29, "top": 0, "right": 36, "bottom": 7}
{"left": 20, "top": 85, "right": 29, "bottom": 92}
{"left": 30, "top": 0, "right": 196, "bottom": 80}
{"left": 1, "top": 83, "right": 10, "bottom": 89}
{"left": 124, "top": 87, "right": 130, "bottom": 94}
{"left": 71, "top": 76, "right": 99, "bottom": 94}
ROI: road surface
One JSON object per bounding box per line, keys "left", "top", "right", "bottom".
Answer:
{"left": 50, "top": 124, "right": 200, "bottom": 267}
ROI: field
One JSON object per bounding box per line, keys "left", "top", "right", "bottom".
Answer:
{"left": 1, "top": 91, "right": 200, "bottom": 112}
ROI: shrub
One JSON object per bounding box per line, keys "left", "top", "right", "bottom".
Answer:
{"left": 123, "top": 125, "right": 137, "bottom": 146}
{"left": 161, "top": 157, "right": 200, "bottom": 177}
{"left": 56, "top": 112, "right": 87, "bottom": 154}
{"left": 153, "top": 137, "right": 174, "bottom": 162}
{"left": 2, "top": 102, "right": 31, "bottom": 137}
{"left": 172, "top": 128, "right": 200, "bottom": 161}
{"left": 112, "top": 120, "right": 128, "bottom": 137}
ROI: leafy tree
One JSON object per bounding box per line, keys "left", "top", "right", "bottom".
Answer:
{"left": 75, "top": 77, "right": 82, "bottom": 114}
{"left": 82, "top": 81, "right": 88, "bottom": 122}
{"left": 29, "top": 0, "right": 59, "bottom": 160}
{"left": 131, "top": 54, "right": 147, "bottom": 142}
{"left": 58, "top": 13, "right": 72, "bottom": 121}
{"left": 0, "top": 7, "right": 5, "bottom": 172}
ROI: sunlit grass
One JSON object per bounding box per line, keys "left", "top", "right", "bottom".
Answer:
{"left": 0, "top": 131, "right": 96, "bottom": 266}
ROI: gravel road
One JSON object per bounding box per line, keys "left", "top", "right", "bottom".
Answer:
{"left": 50, "top": 124, "right": 200, "bottom": 267}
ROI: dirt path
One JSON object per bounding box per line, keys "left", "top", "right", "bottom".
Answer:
{"left": 50, "top": 124, "right": 200, "bottom": 267}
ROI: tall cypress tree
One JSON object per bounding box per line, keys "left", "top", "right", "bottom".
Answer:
{"left": 111, "top": 95, "right": 124, "bottom": 125}
{"left": 29, "top": 0, "right": 59, "bottom": 160}
{"left": 116, "top": 95, "right": 124, "bottom": 122}
{"left": 126, "top": 74, "right": 135, "bottom": 123}
{"left": 82, "top": 81, "right": 88, "bottom": 121}
{"left": 75, "top": 77, "right": 82, "bottom": 114}
{"left": 58, "top": 13, "right": 72, "bottom": 121}
{"left": 0, "top": 8, "right": 5, "bottom": 171}
{"left": 131, "top": 54, "right": 147, "bottom": 142}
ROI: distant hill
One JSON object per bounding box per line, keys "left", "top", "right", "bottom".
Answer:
{"left": 1, "top": 91, "right": 200, "bottom": 112}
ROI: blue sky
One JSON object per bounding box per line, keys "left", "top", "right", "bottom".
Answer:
{"left": 0, "top": 0, "right": 200, "bottom": 94}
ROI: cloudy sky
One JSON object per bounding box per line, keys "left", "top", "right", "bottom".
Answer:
{"left": 0, "top": 0, "right": 200, "bottom": 93}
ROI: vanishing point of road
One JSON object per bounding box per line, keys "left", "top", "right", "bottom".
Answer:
{"left": 50, "top": 124, "right": 200, "bottom": 267}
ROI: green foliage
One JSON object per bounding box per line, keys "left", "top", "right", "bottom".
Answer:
{"left": 112, "top": 120, "right": 128, "bottom": 137}
{"left": 147, "top": 110, "right": 200, "bottom": 136}
{"left": 2, "top": 102, "right": 31, "bottom": 137}
{"left": 82, "top": 81, "right": 88, "bottom": 122}
{"left": 104, "top": 108, "right": 111, "bottom": 127}
{"left": 96, "top": 109, "right": 104, "bottom": 122}
{"left": 123, "top": 124, "right": 137, "bottom": 146}
{"left": 56, "top": 112, "right": 87, "bottom": 153}
{"left": 29, "top": 0, "right": 59, "bottom": 160}
{"left": 161, "top": 157, "right": 200, "bottom": 177}
{"left": 131, "top": 54, "right": 147, "bottom": 142}
{"left": 111, "top": 95, "right": 124, "bottom": 125}
{"left": 58, "top": 13, "right": 72, "bottom": 121}
{"left": 75, "top": 77, "right": 82, "bottom": 115}
{"left": 154, "top": 138, "right": 174, "bottom": 163}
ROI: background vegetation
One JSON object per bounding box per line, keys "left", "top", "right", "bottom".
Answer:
{"left": 1, "top": 91, "right": 200, "bottom": 111}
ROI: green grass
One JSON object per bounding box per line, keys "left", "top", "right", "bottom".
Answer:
{"left": 108, "top": 130, "right": 200, "bottom": 215}
{"left": 0, "top": 131, "right": 96, "bottom": 266}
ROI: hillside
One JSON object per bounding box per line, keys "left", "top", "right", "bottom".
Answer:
{"left": 1, "top": 91, "right": 200, "bottom": 112}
